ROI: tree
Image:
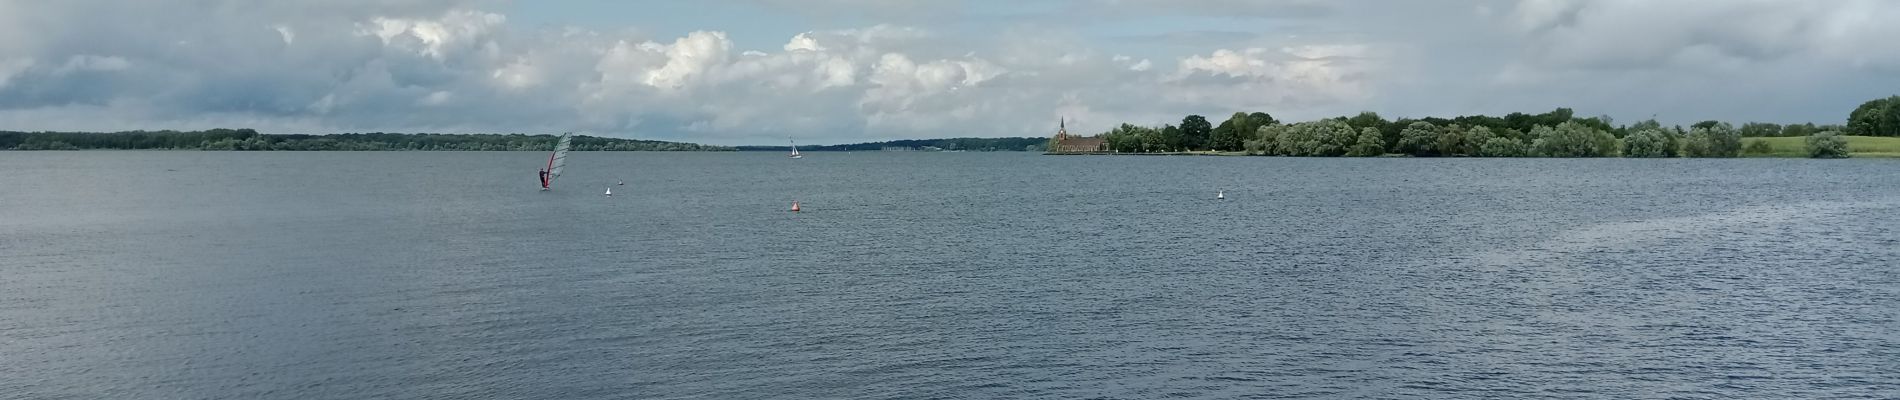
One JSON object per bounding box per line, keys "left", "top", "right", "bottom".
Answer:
{"left": 1461, "top": 126, "right": 1496, "bottom": 157}
{"left": 1806, "top": 131, "right": 1850, "bottom": 158}
{"left": 1622, "top": 129, "right": 1677, "bottom": 157}
{"left": 1629, "top": 119, "right": 1664, "bottom": 132}
{"left": 1739, "top": 122, "right": 1782, "bottom": 137}
{"left": 1210, "top": 112, "right": 1272, "bottom": 152}
{"left": 1530, "top": 121, "right": 1618, "bottom": 157}
{"left": 1681, "top": 129, "right": 1713, "bottom": 157}
{"left": 1180, "top": 115, "right": 1212, "bottom": 150}
{"left": 1138, "top": 126, "right": 1162, "bottom": 152}
{"left": 1344, "top": 111, "right": 1386, "bottom": 131}
{"left": 1434, "top": 125, "right": 1493, "bottom": 157}
{"left": 1103, "top": 123, "right": 1145, "bottom": 153}
{"left": 1210, "top": 118, "right": 1238, "bottom": 151}
{"left": 1780, "top": 123, "right": 1817, "bottom": 137}
{"left": 1744, "top": 140, "right": 1774, "bottom": 155}
{"left": 1478, "top": 137, "right": 1529, "bottom": 157}
{"left": 1248, "top": 112, "right": 1278, "bottom": 127}
{"left": 1346, "top": 127, "right": 1385, "bottom": 157}
{"left": 1397, "top": 121, "right": 1440, "bottom": 156}
{"left": 1277, "top": 120, "right": 1358, "bottom": 156}
{"left": 1160, "top": 124, "right": 1184, "bottom": 152}
{"left": 1847, "top": 96, "right": 1900, "bottom": 137}
{"left": 1682, "top": 122, "right": 1742, "bottom": 157}
{"left": 1248, "top": 124, "right": 1286, "bottom": 155}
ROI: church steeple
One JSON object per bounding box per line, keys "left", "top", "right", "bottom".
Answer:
{"left": 1057, "top": 117, "right": 1068, "bottom": 139}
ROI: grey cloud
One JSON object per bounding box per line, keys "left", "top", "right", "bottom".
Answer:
{"left": 1509, "top": 0, "right": 1897, "bottom": 70}
{"left": 1110, "top": 30, "right": 1263, "bottom": 46}
{"left": 1078, "top": 0, "right": 1336, "bottom": 19}
{"left": 2, "top": 0, "right": 1897, "bottom": 144}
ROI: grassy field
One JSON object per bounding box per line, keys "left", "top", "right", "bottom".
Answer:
{"left": 1742, "top": 135, "right": 1900, "bottom": 158}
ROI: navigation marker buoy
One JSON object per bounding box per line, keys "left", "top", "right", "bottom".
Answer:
{"left": 791, "top": 201, "right": 801, "bottom": 212}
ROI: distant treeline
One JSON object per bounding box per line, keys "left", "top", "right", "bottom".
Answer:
{"left": 738, "top": 137, "right": 1047, "bottom": 152}
{"left": 1075, "top": 95, "right": 1899, "bottom": 159}
{"left": 0, "top": 129, "right": 733, "bottom": 151}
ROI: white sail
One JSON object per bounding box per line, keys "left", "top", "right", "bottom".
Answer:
{"left": 547, "top": 132, "right": 572, "bottom": 183}
{"left": 789, "top": 138, "right": 801, "bottom": 158}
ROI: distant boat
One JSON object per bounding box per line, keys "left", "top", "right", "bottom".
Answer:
{"left": 541, "top": 132, "right": 572, "bottom": 191}
{"left": 617, "top": 180, "right": 625, "bottom": 186}
{"left": 790, "top": 201, "right": 801, "bottom": 212}
{"left": 605, "top": 188, "right": 613, "bottom": 197}
{"left": 789, "top": 138, "right": 803, "bottom": 159}
{"left": 1217, "top": 190, "right": 1225, "bottom": 200}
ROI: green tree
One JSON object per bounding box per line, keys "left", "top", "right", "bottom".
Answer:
{"left": 1628, "top": 119, "right": 1664, "bottom": 132}
{"left": 1248, "top": 124, "right": 1285, "bottom": 155}
{"left": 1210, "top": 118, "right": 1238, "bottom": 151}
{"left": 1459, "top": 126, "right": 1496, "bottom": 157}
{"left": 1622, "top": 129, "right": 1677, "bottom": 157}
{"left": 1346, "top": 127, "right": 1385, "bottom": 157}
{"left": 1278, "top": 120, "right": 1358, "bottom": 156}
{"left": 1478, "top": 137, "right": 1529, "bottom": 157}
{"left": 1433, "top": 125, "right": 1493, "bottom": 157}
{"left": 1102, "top": 123, "right": 1140, "bottom": 153}
{"left": 1743, "top": 140, "right": 1774, "bottom": 155}
{"left": 1248, "top": 112, "right": 1278, "bottom": 127}
{"left": 1530, "top": 121, "right": 1618, "bottom": 157}
{"left": 1160, "top": 124, "right": 1184, "bottom": 152}
{"left": 1180, "top": 115, "right": 1212, "bottom": 150}
{"left": 1209, "top": 112, "right": 1270, "bottom": 152}
{"left": 1780, "top": 123, "right": 1817, "bottom": 137}
{"left": 1739, "top": 122, "right": 1782, "bottom": 137}
{"left": 1397, "top": 121, "right": 1440, "bottom": 156}
{"left": 1343, "top": 111, "right": 1385, "bottom": 132}
{"left": 1806, "top": 131, "right": 1850, "bottom": 158}
{"left": 1682, "top": 122, "right": 1742, "bottom": 157}
{"left": 1681, "top": 129, "right": 1713, "bottom": 157}
{"left": 1847, "top": 96, "right": 1900, "bottom": 137}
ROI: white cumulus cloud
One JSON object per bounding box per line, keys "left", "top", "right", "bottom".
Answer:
{"left": 2, "top": 0, "right": 1897, "bottom": 144}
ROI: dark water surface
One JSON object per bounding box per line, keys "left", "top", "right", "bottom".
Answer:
{"left": 2, "top": 152, "right": 1896, "bottom": 399}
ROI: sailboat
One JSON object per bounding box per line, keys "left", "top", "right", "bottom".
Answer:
{"left": 541, "top": 132, "right": 571, "bottom": 191}
{"left": 789, "top": 138, "right": 803, "bottom": 159}
{"left": 604, "top": 188, "right": 613, "bottom": 197}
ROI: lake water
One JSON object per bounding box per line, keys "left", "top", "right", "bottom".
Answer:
{"left": 2, "top": 151, "right": 1896, "bottom": 399}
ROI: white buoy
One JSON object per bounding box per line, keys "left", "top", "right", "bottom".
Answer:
{"left": 1217, "top": 190, "right": 1225, "bottom": 200}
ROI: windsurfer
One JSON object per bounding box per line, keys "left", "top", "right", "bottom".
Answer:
{"left": 539, "top": 169, "right": 550, "bottom": 189}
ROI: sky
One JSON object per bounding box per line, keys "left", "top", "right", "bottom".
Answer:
{"left": 2, "top": 0, "right": 1898, "bottom": 145}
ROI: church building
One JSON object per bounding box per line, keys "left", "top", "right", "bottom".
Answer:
{"left": 1047, "top": 118, "right": 1107, "bottom": 154}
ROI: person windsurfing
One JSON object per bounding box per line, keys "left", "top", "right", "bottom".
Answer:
{"left": 539, "top": 168, "right": 550, "bottom": 190}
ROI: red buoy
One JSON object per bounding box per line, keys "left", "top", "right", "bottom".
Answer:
{"left": 791, "top": 201, "right": 801, "bottom": 212}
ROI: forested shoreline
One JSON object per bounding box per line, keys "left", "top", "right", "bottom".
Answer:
{"left": 1069, "top": 95, "right": 1900, "bottom": 159}
{"left": 0, "top": 130, "right": 733, "bottom": 151}
{"left": 737, "top": 137, "right": 1046, "bottom": 152}
{"left": 10, "top": 95, "right": 1898, "bottom": 157}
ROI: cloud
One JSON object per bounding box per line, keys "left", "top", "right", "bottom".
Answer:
{"left": 0, "top": 0, "right": 1370, "bottom": 143}
{"left": 1079, "top": 0, "right": 1337, "bottom": 19}
{"left": 1, "top": 0, "right": 1897, "bottom": 144}
{"left": 1505, "top": 0, "right": 1900, "bottom": 71}
{"left": 736, "top": 0, "right": 957, "bottom": 20}
{"left": 1165, "top": 45, "right": 1373, "bottom": 116}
